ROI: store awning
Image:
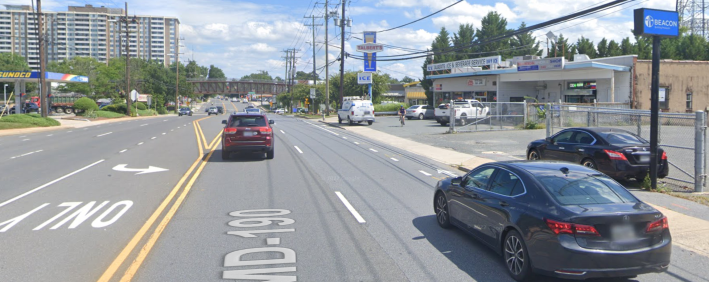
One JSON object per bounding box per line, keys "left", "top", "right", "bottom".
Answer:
{"left": 407, "top": 91, "right": 426, "bottom": 99}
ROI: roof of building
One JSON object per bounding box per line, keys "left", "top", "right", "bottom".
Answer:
{"left": 388, "top": 84, "right": 405, "bottom": 91}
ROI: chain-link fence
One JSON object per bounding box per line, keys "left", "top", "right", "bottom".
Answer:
{"left": 546, "top": 104, "right": 706, "bottom": 192}
{"left": 449, "top": 102, "right": 527, "bottom": 132}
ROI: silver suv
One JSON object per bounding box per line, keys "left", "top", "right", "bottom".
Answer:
{"left": 207, "top": 107, "right": 218, "bottom": 115}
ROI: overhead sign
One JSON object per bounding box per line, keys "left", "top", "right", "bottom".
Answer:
{"left": 357, "top": 72, "right": 372, "bottom": 85}
{"left": 0, "top": 71, "right": 88, "bottom": 82}
{"left": 309, "top": 88, "right": 316, "bottom": 99}
{"left": 517, "top": 57, "right": 565, "bottom": 72}
{"left": 427, "top": 56, "right": 501, "bottom": 72}
{"left": 363, "top": 31, "right": 377, "bottom": 72}
{"left": 356, "top": 43, "right": 384, "bottom": 53}
{"left": 634, "top": 8, "right": 679, "bottom": 38}
{"left": 0, "top": 71, "right": 33, "bottom": 78}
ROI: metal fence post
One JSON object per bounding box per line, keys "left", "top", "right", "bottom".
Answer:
{"left": 587, "top": 111, "right": 591, "bottom": 127}
{"left": 636, "top": 115, "right": 642, "bottom": 136}
{"left": 449, "top": 100, "right": 455, "bottom": 133}
{"left": 523, "top": 100, "right": 528, "bottom": 128}
{"left": 545, "top": 103, "right": 551, "bottom": 138}
{"left": 695, "top": 111, "right": 706, "bottom": 192}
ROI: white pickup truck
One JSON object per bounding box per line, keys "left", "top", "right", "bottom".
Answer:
{"left": 434, "top": 99, "right": 489, "bottom": 126}
{"left": 338, "top": 99, "right": 375, "bottom": 125}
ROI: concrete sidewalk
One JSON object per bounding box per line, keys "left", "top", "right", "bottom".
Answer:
{"left": 320, "top": 116, "right": 709, "bottom": 259}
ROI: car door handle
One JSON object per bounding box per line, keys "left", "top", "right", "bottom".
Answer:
{"left": 499, "top": 201, "right": 509, "bottom": 207}
{"left": 559, "top": 147, "right": 565, "bottom": 150}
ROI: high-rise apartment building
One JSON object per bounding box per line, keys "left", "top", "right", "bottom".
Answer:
{"left": 0, "top": 4, "right": 180, "bottom": 70}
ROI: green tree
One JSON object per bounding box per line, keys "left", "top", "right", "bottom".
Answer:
{"left": 510, "top": 22, "right": 540, "bottom": 57}
{"left": 679, "top": 34, "right": 706, "bottom": 60}
{"left": 660, "top": 39, "right": 679, "bottom": 59}
{"left": 207, "top": 65, "right": 226, "bottom": 79}
{"left": 400, "top": 76, "right": 415, "bottom": 83}
{"left": 452, "top": 23, "right": 476, "bottom": 60}
{"left": 0, "top": 53, "right": 34, "bottom": 94}
{"left": 607, "top": 40, "right": 622, "bottom": 57}
{"left": 596, "top": 38, "right": 609, "bottom": 58}
{"left": 476, "top": 11, "right": 511, "bottom": 59}
{"left": 47, "top": 57, "right": 104, "bottom": 95}
{"left": 241, "top": 70, "right": 273, "bottom": 81}
{"left": 422, "top": 27, "right": 455, "bottom": 106}
{"left": 634, "top": 36, "right": 652, "bottom": 59}
{"left": 185, "top": 60, "right": 209, "bottom": 79}
{"left": 576, "top": 37, "right": 596, "bottom": 58}
{"left": 620, "top": 37, "right": 635, "bottom": 55}
{"left": 550, "top": 34, "right": 574, "bottom": 59}
{"left": 329, "top": 71, "right": 389, "bottom": 107}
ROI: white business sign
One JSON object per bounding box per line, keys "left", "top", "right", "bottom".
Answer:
{"left": 659, "top": 88, "right": 666, "bottom": 102}
{"left": 427, "top": 56, "right": 501, "bottom": 72}
{"left": 517, "top": 57, "right": 565, "bottom": 72}
{"left": 130, "top": 90, "right": 139, "bottom": 102}
{"left": 356, "top": 43, "right": 384, "bottom": 53}
{"left": 310, "top": 88, "right": 316, "bottom": 99}
{"left": 357, "top": 72, "right": 372, "bottom": 85}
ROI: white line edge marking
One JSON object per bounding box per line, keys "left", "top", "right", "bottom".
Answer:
{"left": 294, "top": 146, "right": 303, "bottom": 154}
{"left": 119, "top": 149, "right": 128, "bottom": 153}
{"left": 280, "top": 130, "right": 285, "bottom": 134}
{"left": 335, "top": 191, "right": 366, "bottom": 223}
{"left": 369, "top": 148, "right": 378, "bottom": 152}
{"left": 46, "top": 134, "right": 53, "bottom": 137}
{"left": 140, "top": 124, "right": 148, "bottom": 127}
{"left": 342, "top": 137, "right": 347, "bottom": 139}
{"left": 419, "top": 170, "right": 432, "bottom": 176}
{"left": 354, "top": 142, "right": 359, "bottom": 145}
{"left": 137, "top": 142, "right": 144, "bottom": 145}
{"left": 151, "top": 137, "right": 157, "bottom": 139}
{"left": 22, "top": 139, "right": 30, "bottom": 141}
{"left": 96, "top": 132, "right": 112, "bottom": 137}
{"left": 162, "top": 133, "right": 166, "bottom": 135}
{"left": 10, "top": 149, "right": 43, "bottom": 159}
{"left": 0, "top": 159, "right": 105, "bottom": 208}
{"left": 390, "top": 158, "right": 399, "bottom": 162}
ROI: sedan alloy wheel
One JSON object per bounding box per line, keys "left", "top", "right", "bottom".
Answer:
{"left": 504, "top": 230, "right": 531, "bottom": 281}
{"left": 435, "top": 193, "right": 451, "bottom": 228}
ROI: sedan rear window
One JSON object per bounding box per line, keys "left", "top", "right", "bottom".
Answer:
{"left": 230, "top": 116, "right": 267, "bottom": 127}
{"left": 538, "top": 174, "right": 637, "bottom": 205}
{"left": 408, "top": 106, "right": 419, "bottom": 109}
{"left": 603, "top": 132, "right": 647, "bottom": 145}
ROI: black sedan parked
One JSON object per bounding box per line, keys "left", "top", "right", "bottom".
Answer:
{"left": 527, "top": 127, "right": 668, "bottom": 182}
{"left": 178, "top": 107, "right": 192, "bottom": 116}
{"left": 434, "top": 161, "right": 671, "bottom": 281}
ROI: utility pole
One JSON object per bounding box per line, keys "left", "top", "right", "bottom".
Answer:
{"left": 290, "top": 49, "right": 298, "bottom": 112}
{"left": 305, "top": 15, "right": 322, "bottom": 114}
{"left": 324, "top": 0, "right": 330, "bottom": 116}
{"left": 175, "top": 37, "right": 184, "bottom": 113}
{"left": 37, "top": 0, "right": 48, "bottom": 117}
{"left": 338, "top": 0, "right": 346, "bottom": 108}
{"left": 282, "top": 49, "right": 291, "bottom": 111}
{"left": 122, "top": 2, "right": 136, "bottom": 116}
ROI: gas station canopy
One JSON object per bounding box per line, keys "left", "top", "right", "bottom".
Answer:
{"left": 0, "top": 71, "right": 89, "bottom": 83}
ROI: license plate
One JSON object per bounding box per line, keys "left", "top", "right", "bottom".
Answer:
{"left": 611, "top": 224, "right": 636, "bottom": 241}
{"left": 243, "top": 131, "right": 256, "bottom": 137}
{"left": 364, "top": 111, "right": 371, "bottom": 115}
{"left": 640, "top": 155, "right": 650, "bottom": 162}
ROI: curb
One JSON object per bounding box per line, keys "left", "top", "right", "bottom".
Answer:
{"left": 457, "top": 166, "right": 471, "bottom": 173}
{"left": 317, "top": 119, "right": 346, "bottom": 130}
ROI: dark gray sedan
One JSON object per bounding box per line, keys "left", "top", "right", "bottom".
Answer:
{"left": 434, "top": 161, "right": 671, "bottom": 281}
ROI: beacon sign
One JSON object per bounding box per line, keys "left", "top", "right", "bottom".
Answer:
{"left": 634, "top": 8, "right": 679, "bottom": 38}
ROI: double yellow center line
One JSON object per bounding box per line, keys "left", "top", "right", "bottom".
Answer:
{"left": 98, "top": 115, "right": 221, "bottom": 282}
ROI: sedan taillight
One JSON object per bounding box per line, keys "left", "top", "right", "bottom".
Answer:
{"left": 604, "top": 149, "right": 628, "bottom": 161}
{"left": 646, "top": 217, "right": 668, "bottom": 233}
{"left": 259, "top": 127, "right": 272, "bottom": 134}
{"left": 224, "top": 128, "right": 237, "bottom": 134}
{"left": 545, "top": 219, "right": 600, "bottom": 236}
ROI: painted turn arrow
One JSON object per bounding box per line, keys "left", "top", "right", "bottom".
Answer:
{"left": 112, "top": 164, "right": 169, "bottom": 175}
{"left": 437, "top": 169, "right": 457, "bottom": 177}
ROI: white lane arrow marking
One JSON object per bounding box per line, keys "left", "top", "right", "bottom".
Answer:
{"left": 112, "top": 164, "right": 169, "bottom": 175}
{"left": 437, "top": 169, "right": 457, "bottom": 177}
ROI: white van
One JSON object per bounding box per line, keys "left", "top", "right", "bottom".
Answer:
{"left": 337, "top": 100, "right": 375, "bottom": 125}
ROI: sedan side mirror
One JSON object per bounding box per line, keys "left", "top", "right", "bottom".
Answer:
{"left": 450, "top": 177, "right": 463, "bottom": 187}
{"left": 545, "top": 137, "right": 552, "bottom": 143}
{"left": 222, "top": 120, "right": 227, "bottom": 124}
{"left": 269, "top": 120, "right": 275, "bottom": 125}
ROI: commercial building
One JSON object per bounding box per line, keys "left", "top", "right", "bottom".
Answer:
{"left": 0, "top": 4, "right": 180, "bottom": 70}
{"left": 382, "top": 83, "right": 405, "bottom": 102}
{"left": 634, "top": 59, "right": 709, "bottom": 113}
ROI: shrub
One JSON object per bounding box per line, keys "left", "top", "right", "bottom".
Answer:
{"left": 135, "top": 102, "right": 147, "bottom": 110}
{"left": 374, "top": 103, "right": 408, "bottom": 112}
{"left": 158, "top": 107, "right": 167, "bottom": 115}
{"left": 524, "top": 121, "right": 546, "bottom": 129}
{"left": 95, "top": 110, "right": 124, "bottom": 118}
{"left": 0, "top": 113, "right": 60, "bottom": 127}
{"left": 73, "top": 97, "right": 98, "bottom": 111}
{"left": 104, "top": 103, "right": 127, "bottom": 114}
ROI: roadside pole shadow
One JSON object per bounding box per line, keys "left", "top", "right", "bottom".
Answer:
{"left": 412, "top": 215, "right": 639, "bottom": 282}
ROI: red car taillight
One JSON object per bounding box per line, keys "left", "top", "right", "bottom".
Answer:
{"left": 646, "top": 217, "right": 668, "bottom": 233}
{"left": 259, "top": 127, "right": 272, "bottom": 134}
{"left": 351, "top": 111, "right": 354, "bottom": 115}
{"left": 224, "top": 128, "right": 237, "bottom": 134}
{"left": 661, "top": 151, "right": 667, "bottom": 160}
{"left": 545, "top": 219, "right": 600, "bottom": 236}
{"left": 604, "top": 149, "right": 628, "bottom": 161}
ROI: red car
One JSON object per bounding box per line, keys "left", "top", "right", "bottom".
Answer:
{"left": 221, "top": 113, "right": 275, "bottom": 160}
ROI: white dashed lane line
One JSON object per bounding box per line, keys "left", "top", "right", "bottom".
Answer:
{"left": 96, "top": 132, "right": 113, "bottom": 137}
{"left": 369, "top": 148, "right": 378, "bottom": 153}
{"left": 151, "top": 137, "right": 157, "bottom": 140}
{"left": 22, "top": 139, "right": 30, "bottom": 141}
{"left": 354, "top": 142, "right": 359, "bottom": 145}
{"left": 119, "top": 149, "right": 128, "bottom": 153}
{"left": 294, "top": 146, "right": 303, "bottom": 154}
{"left": 140, "top": 124, "right": 148, "bottom": 127}
{"left": 335, "top": 191, "right": 366, "bottom": 224}
{"left": 419, "top": 170, "right": 432, "bottom": 176}
{"left": 10, "top": 150, "right": 43, "bottom": 159}
{"left": 138, "top": 142, "right": 144, "bottom": 145}
{"left": 280, "top": 130, "right": 285, "bottom": 134}
{"left": 390, "top": 158, "right": 399, "bottom": 162}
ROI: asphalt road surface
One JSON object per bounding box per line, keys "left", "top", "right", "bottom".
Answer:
{"left": 0, "top": 100, "right": 707, "bottom": 282}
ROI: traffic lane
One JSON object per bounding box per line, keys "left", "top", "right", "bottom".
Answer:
{"left": 277, "top": 117, "right": 511, "bottom": 281}
{"left": 0, "top": 117, "right": 202, "bottom": 282}
{"left": 0, "top": 116, "right": 201, "bottom": 222}
{"left": 307, "top": 118, "right": 707, "bottom": 282}
{"left": 133, "top": 121, "right": 407, "bottom": 282}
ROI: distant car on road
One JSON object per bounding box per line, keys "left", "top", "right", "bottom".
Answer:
{"left": 246, "top": 105, "right": 255, "bottom": 109}
{"left": 242, "top": 99, "right": 248, "bottom": 103}
{"left": 221, "top": 113, "right": 275, "bottom": 160}
{"left": 434, "top": 161, "right": 671, "bottom": 281}
{"left": 337, "top": 99, "right": 374, "bottom": 125}
{"left": 178, "top": 108, "right": 192, "bottom": 116}
{"left": 231, "top": 98, "right": 237, "bottom": 102}
{"left": 216, "top": 106, "right": 224, "bottom": 114}
{"left": 274, "top": 108, "right": 285, "bottom": 114}
{"left": 527, "top": 127, "right": 669, "bottom": 182}
{"left": 207, "top": 107, "right": 218, "bottom": 116}
{"left": 405, "top": 105, "right": 435, "bottom": 120}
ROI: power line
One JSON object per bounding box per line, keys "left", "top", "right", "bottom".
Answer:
{"left": 353, "top": 0, "right": 463, "bottom": 34}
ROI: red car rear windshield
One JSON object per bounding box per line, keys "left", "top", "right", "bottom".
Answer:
{"left": 230, "top": 116, "right": 267, "bottom": 127}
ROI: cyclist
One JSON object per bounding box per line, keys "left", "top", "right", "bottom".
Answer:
{"left": 398, "top": 105, "right": 406, "bottom": 126}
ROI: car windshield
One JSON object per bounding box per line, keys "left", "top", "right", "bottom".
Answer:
{"left": 602, "top": 132, "right": 648, "bottom": 145}
{"left": 230, "top": 116, "right": 267, "bottom": 127}
{"left": 537, "top": 173, "right": 637, "bottom": 205}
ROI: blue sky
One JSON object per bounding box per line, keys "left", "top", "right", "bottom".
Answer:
{"left": 5, "top": 0, "right": 676, "bottom": 80}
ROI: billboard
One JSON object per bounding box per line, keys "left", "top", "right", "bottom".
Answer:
{"left": 363, "top": 31, "right": 377, "bottom": 72}
{"left": 634, "top": 8, "right": 679, "bottom": 38}
{"left": 427, "top": 56, "right": 501, "bottom": 72}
